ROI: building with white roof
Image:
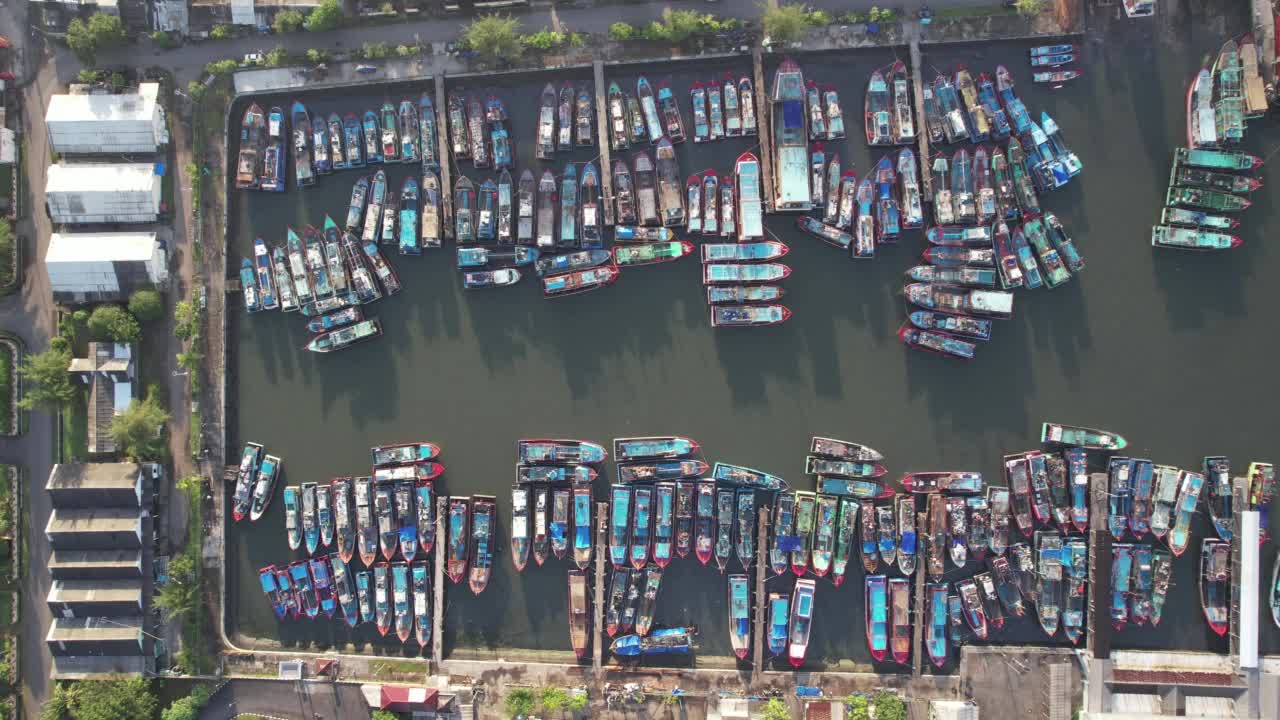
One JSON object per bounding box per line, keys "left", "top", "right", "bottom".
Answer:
{"left": 45, "top": 163, "right": 162, "bottom": 224}
{"left": 46, "top": 83, "right": 167, "bottom": 155}
{"left": 45, "top": 232, "right": 167, "bottom": 303}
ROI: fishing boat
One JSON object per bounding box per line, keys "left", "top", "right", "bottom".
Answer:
{"left": 788, "top": 578, "right": 816, "bottom": 668}
{"left": 532, "top": 84, "right": 556, "bottom": 162}
{"left": 1026, "top": 452, "right": 1053, "bottom": 525}
{"left": 772, "top": 59, "right": 812, "bottom": 211}
{"left": 1044, "top": 454, "right": 1071, "bottom": 532}
{"left": 728, "top": 152, "right": 763, "bottom": 242}
{"left": 766, "top": 592, "right": 789, "bottom": 656}
{"left": 810, "top": 494, "right": 838, "bottom": 577}
{"left": 946, "top": 497, "right": 968, "bottom": 568}
{"left": 406, "top": 562, "right": 429, "bottom": 646}
{"left": 550, "top": 489, "right": 569, "bottom": 561}
{"left": 1247, "top": 462, "right": 1276, "bottom": 541}
{"left": 806, "top": 457, "right": 887, "bottom": 479}
{"left": 973, "top": 147, "right": 997, "bottom": 223}
{"left": 874, "top": 156, "right": 901, "bottom": 241}
{"left": 738, "top": 76, "right": 758, "bottom": 135}
{"left": 934, "top": 75, "right": 969, "bottom": 143}
{"left": 1175, "top": 146, "right": 1262, "bottom": 171}
{"left": 378, "top": 102, "right": 399, "bottom": 163}
{"left": 653, "top": 483, "right": 675, "bottom": 567}
{"left": 722, "top": 74, "right": 742, "bottom": 137}
{"left": 706, "top": 285, "right": 784, "bottom": 304}
{"left": 796, "top": 216, "right": 852, "bottom": 251}
{"left": 1066, "top": 448, "right": 1089, "bottom": 533}
{"left": 1007, "top": 139, "right": 1040, "bottom": 215}
{"left": 1130, "top": 545, "right": 1154, "bottom": 627}
{"left": 568, "top": 571, "right": 589, "bottom": 657}
{"left": 627, "top": 93, "right": 647, "bottom": 145}
{"left": 675, "top": 482, "right": 695, "bottom": 560}
{"left": 290, "top": 561, "right": 318, "bottom": 618}
{"left": 703, "top": 80, "right": 723, "bottom": 141}
{"left": 321, "top": 218, "right": 350, "bottom": 295}
{"left": 701, "top": 241, "right": 789, "bottom": 263}
{"left": 988, "top": 487, "right": 1010, "bottom": 556}
{"left": 860, "top": 499, "right": 880, "bottom": 574}
{"left": 518, "top": 464, "right": 596, "bottom": 485}
{"left": 235, "top": 104, "right": 266, "bottom": 190}
{"left": 855, "top": 575, "right": 888, "bottom": 663}
{"left": 476, "top": 178, "right": 498, "bottom": 243}
{"left": 417, "top": 93, "right": 438, "bottom": 171}
{"left": 1008, "top": 226, "right": 1043, "bottom": 290}
{"left": 989, "top": 556, "right": 1024, "bottom": 617}
{"left": 863, "top": 70, "right": 891, "bottom": 146}
{"left": 657, "top": 80, "right": 686, "bottom": 143}
{"left": 1151, "top": 549, "right": 1173, "bottom": 626}
{"left": 637, "top": 76, "right": 663, "bottom": 143}
{"left": 396, "top": 177, "right": 419, "bottom": 255}
{"left": 922, "top": 247, "right": 994, "bottom": 267}
{"left": 353, "top": 478, "right": 376, "bottom": 566}
{"left": 372, "top": 482, "right": 397, "bottom": 562}
{"left": 1006, "top": 454, "right": 1034, "bottom": 537}
{"left": 1128, "top": 460, "right": 1154, "bottom": 538}
{"left": 609, "top": 485, "right": 631, "bottom": 569}
{"left": 489, "top": 102, "right": 512, "bottom": 172}
{"left": 851, "top": 174, "right": 877, "bottom": 258}
{"left": 966, "top": 496, "right": 990, "bottom": 564}
{"left": 831, "top": 497, "right": 858, "bottom": 586}
{"left": 925, "top": 583, "right": 949, "bottom": 666}
{"left": 952, "top": 148, "right": 976, "bottom": 223}
{"left": 610, "top": 161, "right": 637, "bottom": 227}
{"left": 975, "top": 571, "right": 1004, "bottom": 632}
{"left": 467, "top": 495, "right": 495, "bottom": 595}
{"left": 372, "top": 563, "right": 391, "bottom": 634}
{"left": 332, "top": 478, "right": 355, "bottom": 564}
{"left": 899, "top": 326, "right": 976, "bottom": 362}
{"left": 922, "top": 84, "right": 946, "bottom": 145}
{"left": 1168, "top": 470, "right": 1205, "bottom": 557}
{"left": 1167, "top": 185, "right": 1250, "bottom": 212}
{"left": 653, "top": 138, "right": 684, "bottom": 227}
{"left": 557, "top": 164, "right": 578, "bottom": 247}
{"left": 329, "top": 554, "right": 358, "bottom": 627}
{"left": 714, "top": 488, "right": 735, "bottom": 571}
{"left": 398, "top": 100, "right": 419, "bottom": 163}
{"left": 309, "top": 556, "right": 335, "bottom": 617}
{"left": 956, "top": 578, "right": 988, "bottom": 640}
{"left": 989, "top": 221, "right": 1022, "bottom": 290}
{"left": 769, "top": 492, "right": 796, "bottom": 575}
{"left": 991, "top": 149, "right": 1019, "bottom": 222}
{"left": 955, "top": 68, "right": 990, "bottom": 142}
{"left": 1042, "top": 423, "right": 1127, "bottom": 450}
{"left": 611, "top": 626, "right": 696, "bottom": 657}
{"left": 908, "top": 311, "right": 992, "bottom": 341}
{"left": 1029, "top": 52, "right": 1075, "bottom": 68}
{"left": 370, "top": 442, "right": 442, "bottom": 468}
{"left": 792, "top": 491, "right": 818, "bottom": 575}
{"left": 631, "top": 487, "right": 652, "bottom": 570}
{"left": 542, "top": 265, "right": 618, "bottom": 298}
{"left": 533, "top": 249, "right": 610, "bottom": 277}
{"left": 1035, "top": 531, "right": 1063, "bottom": 637}
{"left": 705, "top": 463, "right": 786, "bottom": 493}
{"left": 632, "top": 151, "right": 660, "bottom": 227}
{"left": 690, "top": 81, "right": 709, "bottom": 143}
{"left": 577, "top": 163, "right": 601, "bottom": 248}
{"left": 1111, "top": 544, "right": 1133, "bottom": 630}
{"left": 270, "top": 247, "right": 296, "bottom": 312}
{"left": 701, "top": 173, "right": 719, "bottom": 235}
{"left": 1200, "top": 540, "right": 1229, "bottom": 636}
{"left": 694, "top": 481, "right": 716, "bottom": 566}
{"left": 614, "top": 241, "right": 693, "bottom": 267}
{"left": 1041, "top": 212, "right": 1085, "bottom": 273}
{"left": 306, "top": 317, "right": 382, "bottom": 353}
{"left": 635, "top": 566, "right": 662, "bottom": 637}
{"left": 875, "top": 505, "right": 897, "bottom": 568}
{"left": 360, "top": 170, "right": 385, "bottom": 242}
{"left": 932, "top": 157, "right": 954, "bottom": 226}
{"left": 510, "top": 486, "right": 530, "bottom": 573}
{"left": 290, "top": 101, "right": 315, "bottom": 188}
{"left": 462, "top": 269, "right": 522, "bottom": 289}
{"left": 316, "top": 483, "right": 335, "bottom": 550}
{"left": 703, "top": 262, "right": 791, "bottom": 284}
{"left": 361, "top": 109, "right": 383, "bottom": 165}
{"left": 724, "top": 575, "right": 751, "bottom": 659}
{"left": 415, "top": 480, "right": 434, "bottom": 556}
{"left": 608, "top": 82, "right": 631, "bottom": 150}
{"left": 613, "top": 437, "right": 699, "bottom": 462}
{"left": 1151, "top": 225, "right": 1242, "bottom": 250}
{"left": 976, "top": 73, "right": 1011, "bottom": 141}
{"left": 1203, "top": 456, "right": 1233, "bottom": 541}
{"left": 712, "top": 305, "right": 790, "bottom": 328}
{"left": 1108, "top": 459, "right": 1135, "bottom": 540}
{"left": 573, "top": 485, "right": 593, "bottom": 569}
{"left": 389, "top": 562, "right": 412, "bottom": 642}
{"left": 299, "top": 482, "right": 321, "bottom": 556}
{"left": 820, "top": 154, "right": 842, "bottom": 223}
{"left": 231, "top": 442, "right": 263, "bottom": 522}
{"left": 445, "top": 497, "right": 469, "bottom": 584}
{"left": 467, "top": 96, "right": 489, "bottom": 167}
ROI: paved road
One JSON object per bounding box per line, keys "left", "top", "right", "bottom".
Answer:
{"left": 88, "top": 0, "right": 997, "bottom": 86}
{"left": 199, "top": 679, "right": 374, "bottom": 720}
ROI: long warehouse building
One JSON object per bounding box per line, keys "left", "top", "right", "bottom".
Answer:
{"left": 45, "top": 83, "right": 168, "bottom": 156}
{"left": 45, "top": 163, "right": 162, "bottom": 225}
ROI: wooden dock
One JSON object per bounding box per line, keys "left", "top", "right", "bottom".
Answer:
{"left": 751, "top": 48, "right": 775, "bottom": 212}
{"left": 908, "top": 33, "right": 933, "bottom": 199}
{"left": 593, "top": 61, "right": 616, "bottom": 226}
{"left": 432, "top": 496, "right": 446, "bottom": 668}
{"left": 911, "top": 509, "right": 926, "bottom": 676}
{"left": 433, "top": 75, "right": 454, "bottom": 237}
{"left": 592, "top": 501, "right": 608, "bottom": 672}
{"left": 750, "top": 505, "right": 770, "bottom": 685}
{"left": 1086, "top": 473, "right": 1112, "bottom": 660}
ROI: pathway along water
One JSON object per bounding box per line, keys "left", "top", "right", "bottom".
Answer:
{"left": 227, "top": 19, "right": 1280, "bottom": 666}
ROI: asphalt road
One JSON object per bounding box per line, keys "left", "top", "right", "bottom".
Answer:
{"left": 88, "top": 0, "right": 999, "bottom": 86}
{"left": 199, "top": 679, "right": 374, "bottom": 720}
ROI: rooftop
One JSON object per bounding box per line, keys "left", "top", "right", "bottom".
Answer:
{"left": 45, "top": 163, "right": 159, "bottom": 194}
{"left": 47, "top": 233, "right": 159, "bottom": 264}
{"left": 49, "top": 549, "right": 144, "bottom": 571}
{"left": 46, "top": 463, "right": 142, "bottom": 494}
{"left": 46, "top": 83, "right": 160, "bottom": 125}
{"left": 48, "top": 579, "right": 143, "bottom": 604}
{"left": 51, "top": 655, "right": 149, "bottom": 680}
{"left": 47, "top": 616, "right": 142, "bottom": 642}
{"left": 46, "top": 507, "right": 143, "bottom": 534}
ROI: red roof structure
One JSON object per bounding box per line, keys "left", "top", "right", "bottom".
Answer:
{"left": 360, "top": 684, "right": 438, "bottom": 711}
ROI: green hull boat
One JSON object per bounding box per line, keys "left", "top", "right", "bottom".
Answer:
{"left": 1175, "top": 147, "right": 1262, "bottom": 171}
{"left": 1173, "top": 165, "right": 1261, "bottom": 194}
{"left": 1151, "top": 225, "right": 1241, "bottom": 251}
{"left": 1166, "top": 186, "right": 1250, "bottom": 212}
{"left": 1041, "top": 422, "right": 1127, "bottom": 451}
{"left": 612, "top": 240, "right": 693, "bottom": 266}
{"left": 1160, "top": 207, "right": 1237, "bottom": 230}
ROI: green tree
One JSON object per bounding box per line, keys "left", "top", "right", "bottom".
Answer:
{"left": 176, "top": 346, "right": 202, "bottom": 374}
{"left": 846, "top": 694, "right": 869, "bottom": 720}
{"left": 522, "top": 28, "right": 566, "bottom": 51}
{"left": 567, "top": 692, "right": 587, "bottom": 712}
{"left": 807, "top": 9, "right": 832, "bottom": 25}
{"left": 210, "top": 24, "right": 233, "bottom": 40}
{"left": 504, "top": 688, "right": 535, "bottom": 718}
{"left": 273, "top": 9, "right": 305, "bottom": 33}
{"left": 205, "top": 59, "right": 239, "bottom": 76}
{"left": 761, "top": 3, "right": 809, "bottom": 44}
{"left": 74, "top": 69, "right": 101, "bottom": 84}
{"left": 305, "top": 0, "right": 344, "bottom": 32}
{"left": 174, "top": 299, "right": 201, "bottom": 341}
{"left": 186, "top": 80, "right": 207, "bottom": 104}
{"left": 872, "top": 692, "right": 907, "bottom": 720}
{"left": 16, "top": 345, "right": 74, "bottom": 411}
{"left": 155, "top": 550, "right": 198, "bottom": 619}
{"left": 762, "top": 698, "right": 791, "bottom": 720}
{"left": 609, "top": 22, "right": 635, "bottom": 41}
{"left": 128, "top": 289, "right": 163, "bottom": 324}
{"left": 40, "top": 684, "right": 70, "bottom": 720}
{"left": 306, "top": 48, "right": 331, "bottom": 63}
{"left": 65, "top": 13, "right": 126, "bottom": 66}
{"left": 395, "top": 44, "right": 416, "bottom": 57}
{"left": 462, "top": 14, "right": 523, "bottom": 64}
{"left": 540, "top": 687, "right": 568, "bottom": 712}
{"left": 152, "top": 30, "right": 178, "bottom": 49}
{"left": 108, "top": 391, "right": 170, "bottom": 461}
{"left": 58, "top": 678, "right": 159, "bottom": 720}
{"left": 87, "top": 304, "right": 141, "bottom": 343}
{"left": 360, "top": 41, "right": 391, "bottom": 59}
{"left": 265, "top": 44, "right": 288, "bottom": 67}
{"left": 1015, "top": 0, "right": 1047, "bottom": 14}
{"left": 379, "top": 2, "right": 395, "bottom": 13}
{"left": 161, "top": 686, "right": 211, "bottom": 720}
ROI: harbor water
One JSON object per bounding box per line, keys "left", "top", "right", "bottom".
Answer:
{"left": 227, "top": 10, "right": 1280, "bottom": 666}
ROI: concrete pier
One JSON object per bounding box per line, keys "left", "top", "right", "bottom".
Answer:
{"left": 751, "top": 505, "right": 770, "bottom": 685}
{"left": 1229, "top": 476, "right": 1247, "bottom": 661}
{"left": 908, "top": 30, "right": 933, "bottom": 199}
{"left": 433, "top": 75, "right": 454, "bottom": 237}
{"left": 1086, "top": 473, "right": 1112, "bottom": 660}
{"left": 751, "top": 49, "right": 775, "bottom": 212}
{"left": 432, "top": 496, "right": 446, "bottom": 668}
{"left": 592, "top": 501, "right": 608, "bottom": 673}
{"left": 592, "top": 61, "right": 616, "bottom": 227}
{"left": 912, "top": 509, "right": 927, "bottom": 676}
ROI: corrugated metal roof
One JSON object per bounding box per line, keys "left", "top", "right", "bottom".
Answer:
{"left": 46, "top": 83, "right": 159, "bottom": 124}
{"left": 48, "top": 579, "right": 143, "bottom": 603}
{"left": 47, "top": 233, "right": 159, "bottom": 263}
{"left": 46, "top": 163, "right": 158, "bottom": 194}
{"left": 47, "top": 616, "right": 142, "bottom": 641}
{"left": 47, "top": 463, "right": 141, "bottom": 492}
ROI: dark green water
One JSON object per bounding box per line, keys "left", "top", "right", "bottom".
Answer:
{"left": 227, "top": 9, "right": 1280, "bottom": 667}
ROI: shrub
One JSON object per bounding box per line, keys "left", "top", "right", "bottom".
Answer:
{"left": 360, "top": 41, "right": 391, "bottom": 60}
{"left": 110, "top": 72, "right": 126, "bottom": 92}
{"left": 522, "top": 28, "right": 566, "bottom": 51}
{"left": 762, "top": 698, "right": 790, "bottom": 720}
{"left": 0, "top": 219, "right": 13, "bottom": 289}
{"left": 127, "top": 289, "right": 163, "bottom": 323}
{"left": 504, "top": 688, "right": 535, "bottom": 718}
{"left": 1015, "top": 0, "right": 1047, "bottom": 14}
{"left": 305, "top": 0, "right": 344, "bottom": 32}
{"left": 395, "top": 44, "right": 415, "bottom": 57}
{"left": 87, "top": 304, "right": 141, "bottom": 343}
{"left": 609, "top": 22, "right": 635, "bottom": 41}
{"left": 379, "top": 2, "right": 395, "bottom": 13}
{"left": 540, "top": 687, "right": 568, "bottom": 712}
{"left": 273, "top": 9, "right": 305, "bottom": 34}
{"left": 173, "top": 300, "right": 201, "bottom": 341}
{"left": 161, "top": 686, "right": 211, "bottom": 720}
{"left": 210, "top": 24, "right": 233, "bottom": 40}
{"left": 265, "top": 44, "right": 288, "bottom": 67}
{"left": 644, "top": 8, "right": 705, "bottom": 44}
{"left": 872, "top": 692, "right": 907, "bottom": 720}
{"left": 0, "top": 343, "right": 12, "bottom": 434}
{"left": 75, "top": 69, "right": 102, "bottom": 84}
{"left": 761, "top": 3, "right": 809, "bottom": 44}
{"left": 847, "top": 694, "right": 869, "bottom": 720}
{"left": 205, "top": 59, "right": 238, "bottom": 76}
{"left": 806, "top": 9, "right": 832, "bottom": 25}
{"left": 151, "top": 31, "right": 178, "bottom": 49}
{"left": 463, "top": 14, "right": 523, "bottom": 64}
{"left": 306, "top": 48, "right": 331, "bottom": 63}
{"left": 567, "top": 692, "right": 588, "bottom": 711}
{"left": 186, "top": 80, "right": 206, "bottom": 103}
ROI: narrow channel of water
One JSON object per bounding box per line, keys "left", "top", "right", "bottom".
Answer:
{"left": 227, "top": 8, "right": 1280, "bottom": 666}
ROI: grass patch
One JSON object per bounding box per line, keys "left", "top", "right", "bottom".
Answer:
{"left": 369, "top": 658, "right": 427, "bottom": 675}
{"left": 0, "top": 169, "right": 11, "bottom": 211}
{"left": 935, "top": 5, "right": 1017, "bottom": 18}
{"left": 189, "top": 408, "right": 201, "bottom": 457}
{"left": 0, "top": 344, "right": 12, "bottom": 435}
{"left": 61, "top": 388, "right": 88, "bottom": 462}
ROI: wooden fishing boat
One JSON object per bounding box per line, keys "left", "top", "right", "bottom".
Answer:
{"left": 329, "top": 554, "right": 358, "bottom": 627}
{"left": 657, "top": 80, "right": 686, "bottom": 143}
{"left": 675, "top": 481, "right": 695, "bottom": 560}
{"left": 874, "top": 155, "right": 901, "bottom": 240}
{"left": 633, "top": 151, "right": 659, "bottom": 227}
{"left": 509, "top": 486, "right": 530, "bottom": 573}
{"left": 695, "top": 480, "right": 716, "bottom": 566}
{"left": 573, "top": 485, "right": 593, "bottom": 569}
{"left": 608, "top": 81, "right": 630, "bottom": 150}
{"left": 231, "top": 442, "right": 262, "bottom": 522}
{"left": 635, "top": 566, "right": 662, "bottom": 637}
{"left": 860, "top": 499, "right": 879, "bottom": 574}
{"left": 1168, "top": 470, "right": 1205, "bottom": 557}
{"left": 398, "top": 100, "right": 419, "bottom": 164}
{"left": 1042, "top": 422, "right": 1127, "bottom": 450}
{"left": 792, "top": 491, "right": 817, "bottom": 575}
{"left": 796, "top": 216, "right": 852, "bottom": 250}
{"left": 534, "top": 249, "right": 611, "bottom": 277}
{"left": 1247, "top": 462, "right": 1276, "bottom": 542}
{"left": 390, "top": 561, "right": 411, "bottom": 642}
{"left": 1151, "top": 224, "right": 1241, "bottom": 250}
{"left": 608, "top": 485, "right": 631, "bottom": 569}
{"left": 720, "top": 74, "right": 742, "bottom": 137}
{"left": 1167, "top": 185, "right": 1251, "bottom": 212}
{"left": 290, "top": 101, "right": 315, "bottom": 188}
{"left": 317, "top": 483, "right": 335, "bottom": 550}
{"left": 467, "top": 95, "right": 489, "bottom": 167}
{"left": 934, "top": 74, "right": 969, "bottom": 143}
{"left": 1001, "top": 455, "right": 1033, "bottom": 538}
{"left": 974, "top": 571, "right": 1004, "bottom": 633}
{"left": 559, "top": 164, "right": 577, "bottom": 247}
{"left": 542, "top": 265, "right": 618, "bottom": 298}
{"left": 309, "top": 556, "right": 336, "bottom": 617}
{"left": 700, "top": 173, "right": 719, "bottom": 235}
{"left": 788, "top": 578, "right": 816, "bottom": 668}
{"left": 690, "top": 81, "right": 709, "bottom": 143}
{"left": 957, "top": 577, "right": 988, "bottom": 640}
{"left": 609, "top": 160, "right": 637, "bottom": 227}
{"left": 706, "top": 285, "right": 784, "bottom": 304}
{"left": 921, "top": 83, "right": 946, "bottom": 145}
{"left": 1129, "top": 545, "right": 1153, "bottom": 627}
{"left": 467, "top": 495, "right": 495, "bottom": 595}
{"left": 614, "top": 241, "right": 693, "bottom": 267}
{"left": 925, "top": 583, "right": 949, "bottom": 666}
{"left": 444, "top": 497, "right": 470, "bottom": 584}
{"left": 332, "top": 477, "right": 355, "bottom": 564}
{"left": 900, "top": 326, "right": 976, "bottom": 360}
{"left": 908, "top": 310, "right": 992, "bottom": 340}
{"left": 550, "top": 489, "right": 569, "bottom": 561}
{"left": 863, "top": 70, "right": 891, "bottom": 146}
{"left": 1107, "top": 458, "right": 1134, "bottom": 540}
{"left": 370, "top": 563, "right": 390, "bottom": 634}
{"left": 945, "top": 497, "right": 968, "bottom": 568}
{"left": 806, "top": 457, "right": 886, "bottom": 479}
{"left": 379, "top": 102, "right": 399, "bottom": 163}
{"left": 626, "top": 93, "right": 647, "bottom": 145}
{"left": 1126, "top": 459, "right": 1153, "bottom": 538}
{"left": 534, "top": 84, "right": 556, "bottom": 161}
{"left": 291, "top": 561, "right": 318, "bottom": 619}
{"left": 706, "top": 80, "right": 724, "bottom": 140}
{"left": 703, "top": 263, "right": 791, "bottom": 284}
{"left": 810, "top": 439, "right": 885, "bottom": 465}
{"left": 613, "top": 437, "right": 699, "bottom": 462}
{"left": 976, "top": 73, "right": 1011, "bottom": 141}
{"left": 815, "top": 477, "right": 893, "bottom": 499}
{"left": 713, "top": 488, "right": 735, "bottom": 571}
{"left": 988, "top": 487, "right": 1010, "bottom": 556}
{"left": 862, "top": 574, "right": 889, "bottom": 662}
{"left": 518, "top": 464, "right": 596, "bottom": 485}
{"left": 708, "top": 463, "right": 785, "bottom": 492}
{"left": 570, "top": 85, "right": 592, "bottom": 146}
{"left": 1203, "top": 456, "right": 1233, "bottom": 541}
{"left": 653, "top": 482, "right": 675, "bottom": 567}
{"left": 630, "top": 487, "right": 652, "bottom": 570}
{"left": 769, "top": 492, "right": 796, "bottom": 575}
{"left": 989, "top": 556, "right": 1024, "bottom": 618}
{"left": 236, "top": 104, "right": 266, "bottom": 190}
{"left": 965, "top": 497, "right": 989, "bottom": 564}
{"left": 1025, "top": 452, "right": 1053, "bottom": 526}
{"left": 270, "top": 247, "right": 296, "bottom": 312}
{"left": 1029, "top": 52, "right": 1075, "bottom": 68}
{"left": 320, "top": 218, "right": 349, "bottom": 295}
{"left": 712, "top": 305, "right": 790, "bottom": 328}
{"left": 739, "top": 76, "right": 757, "bottom": 135}
{"left": 830, "top": 497, "right": 857, "bottom": 586}
{"left": 300, "top": 482, "right": 320, "bottom": 555}
{"left": 637, "top": 76, "right": 663, "bottom": 143}
{"left": 577, "top": 163, "right": 601, "bottom": 248}
{"left": 702, "top": 241, "right": 789, "bottom": 263}
{"left": 955, "top": 67, "right": 989, "bottom": 142}
{"left": 853, "top": 173, "right": 876, "bottom": 258}
{"left": 877, "top": 504, "right": 898, "bottom": 568}
{"left": 1176, "top": 146, "right": 1262, "bottom": 171}
{"left": 767, "top": 592, "right": 788, "bottom": 656}
{"left": 724, "top": 574, "right": 751, "bottom": 659}
{"left": 1201, "top": 540, "right": 1229, "bottom": 636}
{"left": 810, "top": 494, "right": 838, "bottom": 577}
{"left": 1035, "top": 531, "right": 1063, "bottom": 637}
